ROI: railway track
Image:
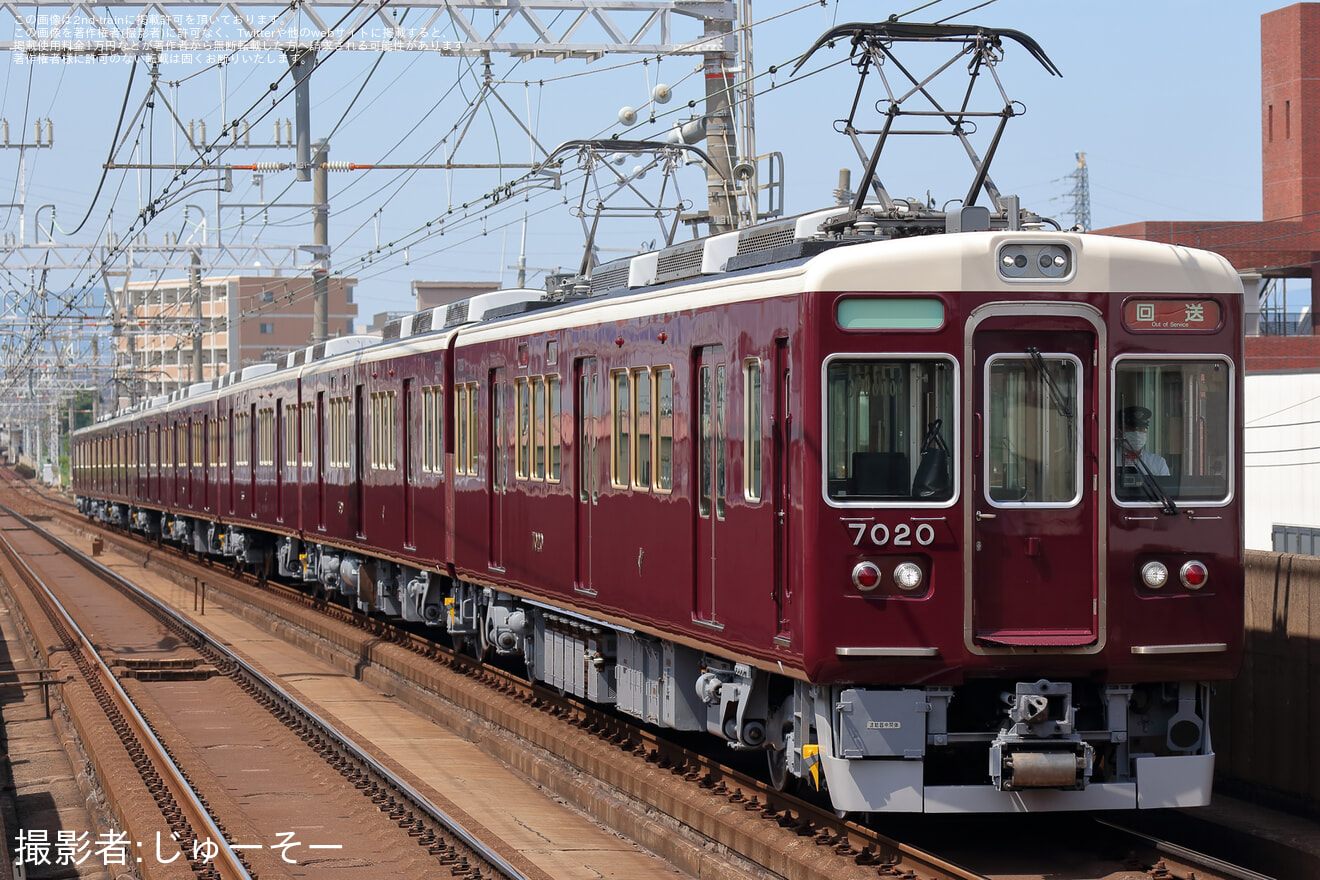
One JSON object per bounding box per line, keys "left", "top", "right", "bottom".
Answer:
{"left": 1, "top": 474, "right": 1291, "bottom": 880}
{"left": 0, "top": 500, "right": 537, "bottom": 879}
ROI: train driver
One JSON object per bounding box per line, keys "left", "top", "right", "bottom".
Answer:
{"left": 1116, "top": 405, "right": 1169, "bottom": 476}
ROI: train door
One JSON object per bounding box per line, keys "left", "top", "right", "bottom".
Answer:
{"left": 968, "top": 305, "right": 1101, "bottom": 649}
{"left": 226, "top": 411, "right": 235, "bottom": 515}
{"left": 247, "top": 403, "right": 257, "bottom": 513}
{"left": 202, "top": 416, "right": 210, "bottom": 512}
{"left": 403, "top": 378, "right": 415, "bottom": 549}
{"left": 772, "top": 338, "right": 792, "bottom": 639}
{"left": 354, "top": 384, "right": 365, "bottom": 538}
{"left": 489, "top": 368, "right": 507, "bottom": 571}
{"left": 575, "top": 357, "right": 599, "bottom": 594}
{"left": 275, "top": 397, "right": 284, "bottom": 522}
{"left": 694, "top": 345, "right": 726, "bottom": 625}
{"left": 316, "top": 391, "right": 326, "bottom": 530}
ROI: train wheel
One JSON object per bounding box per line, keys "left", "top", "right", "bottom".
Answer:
{"left": 767, "top": 747, "right": 790, "bottom": 791}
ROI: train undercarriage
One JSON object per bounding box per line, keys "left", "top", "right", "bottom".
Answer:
{"left": 81, "top": 498, "right": 1216, "bottom": 813}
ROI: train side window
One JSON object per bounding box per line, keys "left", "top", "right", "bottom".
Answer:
{"left": 234, "top": 413, "right": 249, "bottom": 467}
{"left": 533, "top": 377, "right": 547, "bottom": 480}
{"left": 633, "top": 367, "right": 651, "bottom": 491}
{"left": 284, "top": 405, "right": 297, "bottom": 468}
{"left": 454, "top": 383, "right": 478, "bottom": 476}
{"left": 744, "top": 359, "right": 763, "bottom": 502}
{"left": 370, "top": 391, "right": 396, "bottom": 471}
{"left": 468, "top": 383, "right": 479, "bottom": 475}
{"left": 1113, "top": 357, "right": 1231, "bottom": 504}
{"left": 300, "top": 403, "right": 314, "bottom": 468}
{"left": 548, "top": 376, "right": 561, "bottom": 482}
{"left": 459, "top": 387, "right": 469, "bottom": 474}
{"left": 656, "top": 367, "right": 674, "bottom": 492}
{"left": 612, "top": 370, "right": 631, "bottom": 488}
{"left": 259, "top": 407, "right": 276, "bottom": 467}
{"left": 516, "top": 378, "right": 531, "bottom": 480}
{"left": 327, "top": 397, "right": 350, "bottom": 468}
{"left": 421, "top": 385, "right": 443, "bottom": 475}
{"left": 825, "top": 357, "right": 956, "bottom": 505}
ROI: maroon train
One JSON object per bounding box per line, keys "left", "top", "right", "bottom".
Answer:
{"left": 73, "top": 203, "right": 1244, "bottom": 813}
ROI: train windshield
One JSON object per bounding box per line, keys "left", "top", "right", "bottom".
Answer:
{"left": 1113, "top": 357, "right": 1232, "bottom": 504}
{"left": 825, "top": 358, "right": 955, "bottom": 503}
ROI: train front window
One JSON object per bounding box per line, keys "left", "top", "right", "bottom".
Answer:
{"left": 985, "top": 353, "right": 1082, "bottom": 507}
{"left": 825, "top": 357, "right": 955, "bottom": 504}
{"left": 1113, "top": 357, "right": 1231, "bottom": 504}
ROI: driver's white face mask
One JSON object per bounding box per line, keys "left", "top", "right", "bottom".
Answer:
{"left": 1122, "top": 430, "right": 1147, "bottom": 452}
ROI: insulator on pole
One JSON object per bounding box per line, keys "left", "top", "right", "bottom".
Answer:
{"left": 273, "top": 120, "right": 282, "bottom": 146}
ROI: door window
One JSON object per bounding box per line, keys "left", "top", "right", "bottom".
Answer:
{"left": 984, "top": 353, "right": 1081, "bottom": 506}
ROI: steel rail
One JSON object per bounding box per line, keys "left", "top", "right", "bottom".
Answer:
{"left": 0, "top": 515, "right": 254, "bottom": 880}
{"left": 1095, "top": 818, "right": 1279, "bottom": 880}
{"left": 1, "top": 502, "right": 533, "bottom": 880}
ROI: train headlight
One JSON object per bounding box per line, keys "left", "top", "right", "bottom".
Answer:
{"left": 893, "top": 562, "right": 924, "bottom": 591}
{"left": 1141, "top": 561, "right": 1169, "bottom": 589}
{"left": 852, "top": 562, "right": 882, "bottom": 592}
{"left": 1180, "top": 560, "right": 1209, "bottom": 590}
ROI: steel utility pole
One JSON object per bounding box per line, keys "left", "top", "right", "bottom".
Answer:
{"left": 313, "top": 139, "right": 329, "bottom": 344}
{"left": 703, "top": 13, "right": 737, "bottom": 234}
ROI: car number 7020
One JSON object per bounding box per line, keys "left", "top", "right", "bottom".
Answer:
{"left": 847, "top": 521, "right": 937, "bottom": 547}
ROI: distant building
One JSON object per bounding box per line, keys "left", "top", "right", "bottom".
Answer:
{"left": 367, "top": 311, "right": 410, "bottom": 334}
{"left": 1098, "top": 2, "right": 1320, "bottom": 552}
{"left": 116, "top": 274, "right": 358, "bottom": 399}
{"left": 412, "top": 280, "right": 502, "bottom": 311}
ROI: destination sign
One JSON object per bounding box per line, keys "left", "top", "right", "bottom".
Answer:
{"left": 1123, "top": 300, "right": 1221, "bottom": 332}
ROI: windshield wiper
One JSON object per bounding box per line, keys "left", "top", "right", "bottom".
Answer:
{"left": 1026, "top": 347, "right": 1074, "bottom": 422}
{"left": 1120, "top": 437, "right": 1179, "bottom": 516}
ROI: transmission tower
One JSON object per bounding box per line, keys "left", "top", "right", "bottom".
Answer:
{"left": 1066, "top": 151, "right": 1091, "bottom": 231}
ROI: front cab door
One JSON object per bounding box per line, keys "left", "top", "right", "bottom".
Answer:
{"left": 968, "top": 304, "right": 1103, "bottom": 651}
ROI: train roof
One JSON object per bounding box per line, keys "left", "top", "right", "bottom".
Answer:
{"left": 81, "top": 204, "right": 1242, "bottom": 433}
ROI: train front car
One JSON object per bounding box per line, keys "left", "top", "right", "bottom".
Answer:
{"left": 797, "top": 230, "right": 1243, "bottom": 812}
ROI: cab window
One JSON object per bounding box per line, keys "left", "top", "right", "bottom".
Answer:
{"left": 825, "top": 357, "right": 955, "bottom": 504}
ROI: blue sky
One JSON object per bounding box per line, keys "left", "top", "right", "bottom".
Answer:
{"left": 0, "top": 1, "right": 1285, "bottom": 320}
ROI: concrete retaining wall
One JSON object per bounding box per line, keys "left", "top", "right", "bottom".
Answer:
{"left": 1214, "top": 549, "right": 1320, "bottom": 815}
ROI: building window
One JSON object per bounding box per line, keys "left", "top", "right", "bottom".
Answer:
{"left": 260, "top": 290, "right": 275, "bottom": 303}
{"left": 259, "top": 322, "right": 275, "bottom": 334}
